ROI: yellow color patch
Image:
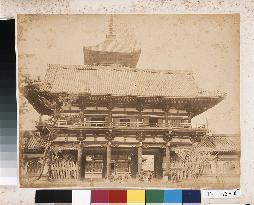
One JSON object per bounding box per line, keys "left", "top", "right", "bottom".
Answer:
{"left": 127, "top": 190, "right": 145, "bottom": 203}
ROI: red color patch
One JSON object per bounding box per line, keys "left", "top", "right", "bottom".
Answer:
{"left": 91, "top": 190, "right": 109, "bottom": 203}
{"left": 109, "top": 190, "right": 127, "bottom": 203}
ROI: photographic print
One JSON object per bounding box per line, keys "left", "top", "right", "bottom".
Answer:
{"left": 18, "top": 14, "right": 240, "bottom": 188}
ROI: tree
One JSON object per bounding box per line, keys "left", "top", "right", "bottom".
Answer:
{"left": 20, "top": 74, "right": 64, "bottom": 181}
{"left": 172, "top": 142, "right": 215, "bottom": 181}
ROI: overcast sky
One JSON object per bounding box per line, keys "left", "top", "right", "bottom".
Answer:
{"left": 18, "top": 14, "right": 240, "bottom": 134}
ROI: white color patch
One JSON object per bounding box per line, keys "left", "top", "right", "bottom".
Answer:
{"left": 72, "top": 190, "right": 91, "bottom": 205}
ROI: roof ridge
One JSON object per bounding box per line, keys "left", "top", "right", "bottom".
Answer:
{"left": 47, "top": 64, "right": 193, "bottom": 75}
{"left": 211, "top": 134, "right": 240, "bottom": 137}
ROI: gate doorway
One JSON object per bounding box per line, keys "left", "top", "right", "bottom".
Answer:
{"left": 142, "top": 154, "right": 154, "bottom": 172}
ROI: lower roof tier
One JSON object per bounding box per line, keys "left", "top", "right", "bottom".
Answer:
{"left": 23, "top": 83, "right": 224, "bottom": 117}
{"left": 22, "top": 64, "right": 225, "bottom": 116}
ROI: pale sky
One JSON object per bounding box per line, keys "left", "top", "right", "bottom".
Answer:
{"left": 18, "top": 14, "right": 240, "bottom": 134}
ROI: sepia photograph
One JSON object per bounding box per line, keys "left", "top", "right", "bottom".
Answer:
{"left": 18, "top": 14, "right": 240, "bottom": 188}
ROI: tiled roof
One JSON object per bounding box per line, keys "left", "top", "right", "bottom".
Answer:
{"left": 26, "top": 136, "right": 47, "bottom": 150}
{"left": 44, "top": 64, "right": 224, "bottom": 98}
{"left": 86, "top": 35, "right": 140, "bottom": 53}
{"left": 196, "top": 135, "right": 240, "bottom": 152}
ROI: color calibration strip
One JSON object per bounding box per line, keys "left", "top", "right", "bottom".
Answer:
{"left": 35, "top": 189, "right": 201, "bottom": 204}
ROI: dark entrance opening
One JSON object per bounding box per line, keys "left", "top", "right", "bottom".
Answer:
{"left": 142, "top": 148, "right": 163, "bottom": 179}
{"left": 83, "top": 148, "right": 105, "bottom": 179}
{"left": 149, "top": 117, "right": 158, "bottom": 127}
{"left": 111, "top": 162, "right": 115, "bottom": 174}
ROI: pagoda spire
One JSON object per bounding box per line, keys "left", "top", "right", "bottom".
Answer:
{"left": 109, "top": 15, "right": 113, "bottom": 35}
{"left": 106, "top": 15, "right": 116, "bottom": 39}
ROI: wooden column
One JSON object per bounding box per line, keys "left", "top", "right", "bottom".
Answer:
{"left": 187, "top": 112, "right": 192, "bottom": 123}
{"left": 130, "top": 151, "right": 138, "bottom": 178}
{"left": 164, "top": 109, "right": 169, "bottom": 127}
{"left": 79, "top": 107, "right": 85, "bottom": 126}
{"left": 163, "top": 105, "right": 170, "bottom": 127}
{"left": 137, "top": 141, "right": 143, "bottom": 173}
{"left": 163, "top": 132, "right": 173, "bottom": 180}
{"left": 165, "top": 142, "right": 171, "bottom": 173}
{"left": 102, "top": 153, "right": 107, "bottom": 179}
{"left": 107, "top": 99, "right": 114, "bottom": 127}
{"left": 137, "top": 104, "right": 144, "bottom": 127}
{"left": 138, "top": 110, "right": 142, "bottom": 122}
{"left": 106, "top": 141, "right": 112, "bottom": 179}
{"left": 107, "top": 106, "right": 113, "bottom": 127}
{"left": 77, "top": 142, "right": 83, "bottom": 180}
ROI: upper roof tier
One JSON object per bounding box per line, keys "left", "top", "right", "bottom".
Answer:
{"left": 83, "top": 15, "right": 141, "bottom": 68}
{"left": 43, "top": 64, "right": 224, "bottom": 99}
{"left": 83, "top": 42, "right": 141, "bottom": 68}
{"left": 85, "top": 35, "right": 141, "bottom": 54}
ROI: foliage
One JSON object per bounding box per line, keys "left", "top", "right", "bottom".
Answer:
{"left": 173, "top": 142, "right": 216, "bottom": 180}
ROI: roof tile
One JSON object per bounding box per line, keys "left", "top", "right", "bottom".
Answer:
{"left": 44, "top": 64, "right": 223, "bottom": 98}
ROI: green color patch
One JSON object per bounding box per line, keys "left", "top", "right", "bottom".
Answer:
{"left": 146, "top": 190, "right": 164, "bottom": 203}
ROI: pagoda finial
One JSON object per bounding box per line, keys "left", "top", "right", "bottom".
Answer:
{"left": 106, "top": 15, "right": 115, "bottom": 39}
{"left": 109, "top": 15, "right": 114, "bottom": 35}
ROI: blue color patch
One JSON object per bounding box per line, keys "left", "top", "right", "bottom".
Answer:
{"left": 164, "top": 190, "right": 182, "bottom": 203}
{"left": 182, "top": 190, "right": 201, "bottom": 203}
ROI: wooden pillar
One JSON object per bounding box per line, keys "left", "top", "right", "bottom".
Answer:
{"left": 82, "top": 150, "right": 86, "bottom": 179}
{"left": 163, "top": 132, "right": 173, "bottom": 180}
{"left": 187, "top": 112, "right": 192, "bottom": 124}
{"left": 131, "top": 151, "right": 138, "bottom": 178}
{"left": 165, "top": 142, "right": 171, "bottom": 180}
{"left": 107, "top": 99, "right": 114, "bottom": 127}
{"left": 137, "top": 104, "right": 144, "bottom": 127}
{"left": 79, "top": 107, "right": 85, "bottom": 126}
{"left": 163, "top": 105, "right": 170, "bottom": 127}
{"left": 107, "top": 107, "right": 113, "bottom": 127}
{"left": 138, "top": 110, "right": 142, "bottom": 122}
{"left": 106, "top": 141, "right": 111, "bottom": 179}
{"left": 165, "top": 142, "right": 171, "bottom": 171}
{"left": 137, "top": 142, "right": 143, "bottom": 173}
{"left": 77, "top": 142, "right": 83, "bottom": 180}
{"left": 164, "top": 110, "right": 169, "bottom": 127}
{"left": 102, "top": 153, "right": 107, "bottom": 179}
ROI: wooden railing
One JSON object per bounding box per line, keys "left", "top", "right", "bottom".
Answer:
{"left": 114, "top": 122, "right": 151, "bottom": 128}
{"left": 171, "top": 123, "right": 191, "bottom": 129}
{"left": 38, "top": 120, "right": 206, "bottom": 130}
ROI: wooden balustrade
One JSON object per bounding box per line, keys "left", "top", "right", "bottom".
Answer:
{"left": 38, "top": 120, "right": 206, "bottom": 130}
